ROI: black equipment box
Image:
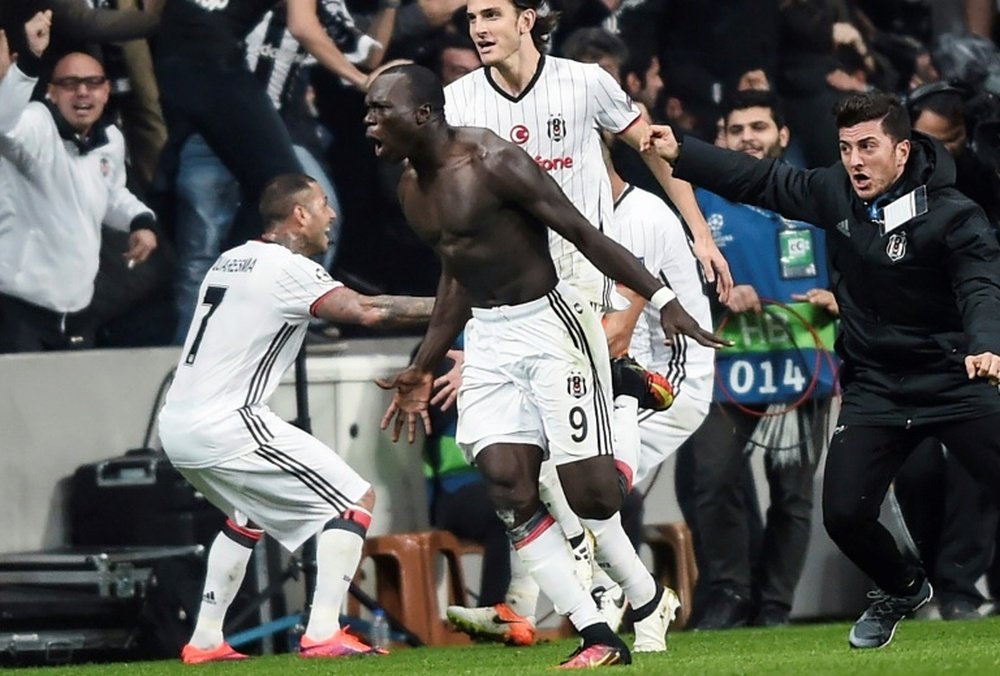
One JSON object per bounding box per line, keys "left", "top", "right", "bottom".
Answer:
{"left": 0, "top": 546, "right": 205, "bottom": 665}
{"left": 70, "top": 448, "right": 224, "bottom": 547}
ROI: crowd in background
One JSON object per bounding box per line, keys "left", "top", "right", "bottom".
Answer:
{"left": 2, "top": 0, "right": 1000, "bottom": 628}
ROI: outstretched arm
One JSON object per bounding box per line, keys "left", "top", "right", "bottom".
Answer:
{"left": 286, "top": 0, "right": 367, "bottom": 89}
{"left": 313, "top": 287, "right": 434, "bottom": 329}
{"left": 643, "top": 125, "right": 830, "bottom": 226}
{"left": 377, "top": 271, "right": 471, "bottom": 442}
{"left": 490, "top": 144, "right": 728, "bottom": 349}
{"left": 618, "top": 119, "right": 733, "bottom": 302}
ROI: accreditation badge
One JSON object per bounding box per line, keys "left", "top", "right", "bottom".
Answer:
{"left": 778, "top": 227, "right": 816, "bottom": 280}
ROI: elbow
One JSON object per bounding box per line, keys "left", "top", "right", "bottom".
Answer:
{"left": 359, "top": 309, "right": 387, "bottom": 329}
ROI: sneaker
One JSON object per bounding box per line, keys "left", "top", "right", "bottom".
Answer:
{"left": 181, "top": 642, "right": 249, "bottom": 664}
{"left": 557, "top": 643, "right": 628, "bottom": 669}
{"left": 633, "top": 586, "right": 681, "bottom": 652}
{"left": 299, "top": 628, "right": 387, "bottom": 657}
{"left": 849, "top": 578, "right": 933, "bottom": 649}
{"left": 593, "top": 583, "right": 628, "bottom": 632}
{"left": 446, "top": 603, "right": 537, "bottom": 646}
{"left": 610, "top": 355, "right": 674, "bottom": 411}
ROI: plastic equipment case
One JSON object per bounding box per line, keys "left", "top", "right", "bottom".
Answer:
{"left": 70, "top": 448, "right": 224, "bottom": 547}
{"left": 0, "top": 545, "right": 205, "bottom": 665}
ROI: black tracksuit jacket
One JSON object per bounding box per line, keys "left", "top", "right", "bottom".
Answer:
{"left": 674, "top": 133, "right": 1000, "bottom": 426}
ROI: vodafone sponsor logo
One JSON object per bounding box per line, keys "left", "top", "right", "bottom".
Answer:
{"left": 534, "top": 155, "right": 574, "bottom": 171}
{"left": 510, "top": 125, "right": 529, "bottom": 144}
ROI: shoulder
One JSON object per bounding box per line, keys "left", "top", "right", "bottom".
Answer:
{"left": 445, "top": 68, "right": 486, "bottom": 97}
{"left": 546, "top": 55, "right": 593, "bottom": 79}
{"left": 620, "top": 187, "right": 682, "bottom": 231}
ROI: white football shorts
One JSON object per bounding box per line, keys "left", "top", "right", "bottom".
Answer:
{"left": 456, "top": 281, "right": 615, "bottom": 465}
{"left": 169, "top": 413, "right": 370, "bottom": 552}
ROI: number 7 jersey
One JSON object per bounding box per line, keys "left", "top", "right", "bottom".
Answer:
{"left": 160, "top": 240, "right": 343, "bottom": 468}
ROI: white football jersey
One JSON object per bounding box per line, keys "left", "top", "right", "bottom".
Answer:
{"left": 445, "top": 56, "right": 640, "bottom": 308}
{"left": 612, "top": 185, "right": 715, "bottom": 404}
{"left": 160, "top": 240, "right": 343, "bottom": 467}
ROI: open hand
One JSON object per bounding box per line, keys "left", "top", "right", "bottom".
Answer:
{"left": 660, "top": 299, "right": 732, "bottom": 349}
{"left": 376, "top": 366, "right": 433, "bottom": 442}
{"left": 430, "top": 349, "right": 464, "bottom": 412}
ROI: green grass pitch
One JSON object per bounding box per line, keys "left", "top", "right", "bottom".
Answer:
{"left": 9, "top": 618, "right": 1000, "bottom": 675}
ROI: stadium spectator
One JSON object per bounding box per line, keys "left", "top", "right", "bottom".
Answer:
{"left": 0, "top": 12, "right": 158, "bottom": 352}
{"left": 151, "top": 0, "right": 387, "bottom": 317}
{"left": 686, "top": 90, "right": 835, "bottom": 630}
{"left": 168, "top": 0, "right": 389, "bottom": 342}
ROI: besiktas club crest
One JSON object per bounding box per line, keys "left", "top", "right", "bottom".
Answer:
{"left": 547, "top": 114, "right": 566, "bottom": 141}
{"left": 886, "top": 232, "right": 907, "bottom": 261}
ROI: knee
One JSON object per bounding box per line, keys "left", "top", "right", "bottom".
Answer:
{"left": 355, "top": 487, "right": 376, "bottom": 513}
{"left": 486, "top": 475, "right": 539, "bottom": 519}
{"left": 823, "top": 499, "right": 861, "bottom": 543}
{"left": 567, "top": 479, "right": 623, "bottom": 520}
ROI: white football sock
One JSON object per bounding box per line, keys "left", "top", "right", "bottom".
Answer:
{"left": 189, "top": 531, "right": 254, "bottom": 649}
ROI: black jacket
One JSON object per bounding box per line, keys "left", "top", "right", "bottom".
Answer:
{"left": 675, "top": 133, "right": 1000, "bottom": 426}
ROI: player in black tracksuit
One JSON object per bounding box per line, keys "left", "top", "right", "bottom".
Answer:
{"left": 649, "top": 90, "right": 1000, "bottom": 649}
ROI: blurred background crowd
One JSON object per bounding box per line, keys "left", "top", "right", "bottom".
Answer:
{"left": 1, "top": 0, "right": 998, "bottom": 351}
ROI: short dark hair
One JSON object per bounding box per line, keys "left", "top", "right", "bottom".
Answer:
{"left": 834, "top": 90, "right": 911, "bottom": 143}
{"left": 561, "top": 27, "right": 628, "bottom": 69}
{"left": 622, "top": 40, "right": 657, "bottom": 86}
{"left": 511, "top": 0, "right": 560, "bottom": 51}
{"left": 260, "top": 174, "right": 316, "bottom": 228}
{"left": 378, "top": 63, "right": 446, "bottom": 117}
{"left": 721, "top": 89, "right": 787, "bottom": 129}
{"left": 906, "top": 82, "right": 968, "bottom": 127}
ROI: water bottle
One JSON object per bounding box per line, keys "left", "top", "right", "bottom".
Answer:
{"left": 370, "top": 608, "right": 390, "bottom": 652}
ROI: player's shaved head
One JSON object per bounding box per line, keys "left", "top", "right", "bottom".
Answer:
{"left": 375, "top": 64, "right": 445, "bottom": 118}
{"left": 260, "top": 173, "right": 317, "bottom": 228}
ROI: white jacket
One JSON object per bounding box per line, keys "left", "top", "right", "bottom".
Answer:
{"left": 0, "top": 64, "right": 153, "bottom": 313}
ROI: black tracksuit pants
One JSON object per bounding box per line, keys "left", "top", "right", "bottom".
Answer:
{"left": 823, "top": 411, "right": 1000, "bottom": 596}
{"left": 895, "top": 439, "right": 998, "bottom": 606}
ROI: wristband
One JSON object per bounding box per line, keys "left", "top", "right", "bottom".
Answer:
{"left": 379, "top": 0, "right": 402, "bottom": 8}
{"left": 650, "top": 286, "right": 676, "bottom": 311}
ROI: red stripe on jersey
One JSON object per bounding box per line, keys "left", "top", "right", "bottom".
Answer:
{"left": 309, "top": 286, "right": 346, "bottom": 317}
{"left": 512, "top": 514, "right": 556, "bottom": 550}
{"left": 616, "top": 112, "right": 643, "bottom": 137}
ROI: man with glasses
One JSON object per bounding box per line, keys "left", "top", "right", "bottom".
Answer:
{"left": 0, "top": 11, "right": 158, "bottom": 352}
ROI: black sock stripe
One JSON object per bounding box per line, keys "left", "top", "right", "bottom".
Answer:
{"left": 324, "top": 517, "right": 367, "bottom": 538}
{"left": 223, "top": 523, "right": 261, "bottom": 549}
